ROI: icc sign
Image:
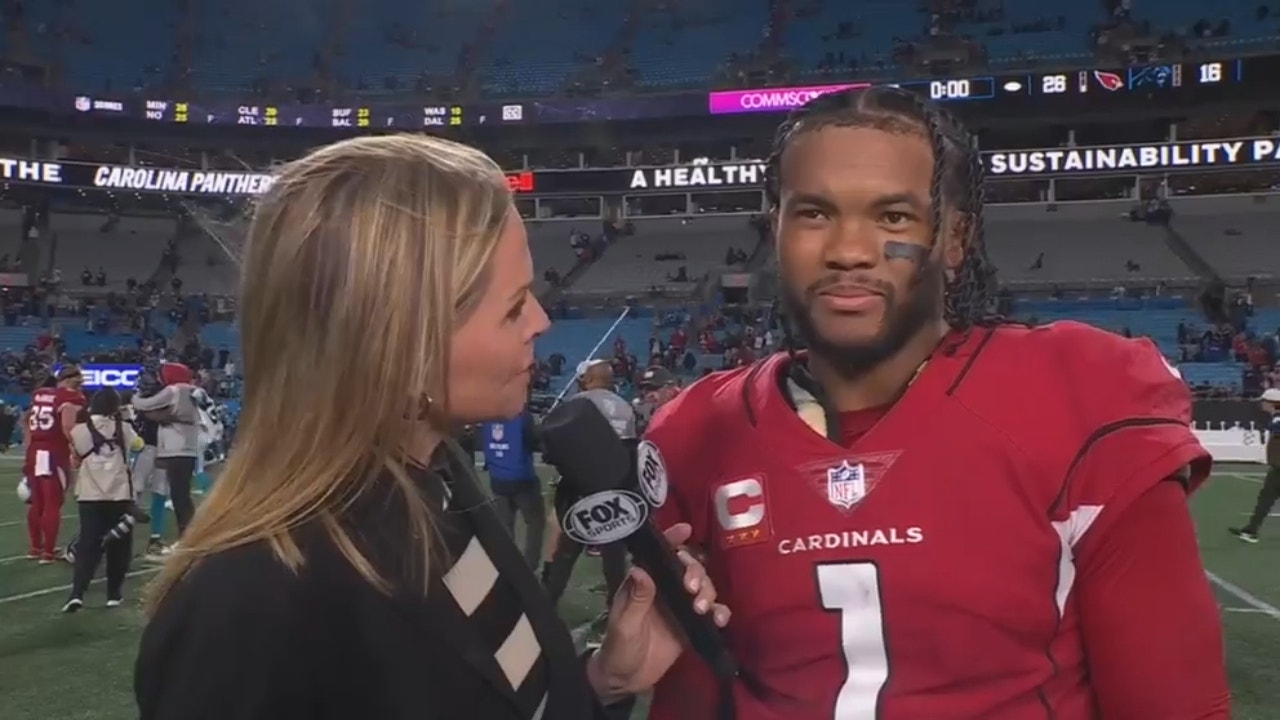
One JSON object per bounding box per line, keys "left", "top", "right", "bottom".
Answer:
{"left": 81, "top": 366, "right": 141, "bottom": 388}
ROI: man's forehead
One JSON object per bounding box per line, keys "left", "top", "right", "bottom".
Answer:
{"left": 786, "top": 123, "right": 930, "bottom": 153}
{"left": 782, "top": 127, "right": 933, "bottom": 188}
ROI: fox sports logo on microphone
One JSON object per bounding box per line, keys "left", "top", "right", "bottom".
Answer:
{"left": 562, "top": 489, "right": 648, "bottom": 545}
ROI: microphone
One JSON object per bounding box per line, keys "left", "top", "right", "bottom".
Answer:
{"left": 540, "top": 396, "right": 738, "bottom": 680}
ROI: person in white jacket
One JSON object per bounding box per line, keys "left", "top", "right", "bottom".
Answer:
{"left": 63, "top": 387, "right": 144, "bottom": 613}
{"left": 131, "top": 362, "right": 201, "bottom": 538}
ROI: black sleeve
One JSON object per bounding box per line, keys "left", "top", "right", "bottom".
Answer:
{"left": 524, "top": 413, "right": 539, "bottom": 453}
{"left": 135, "top": 549, "right": 330, "bottom": 720}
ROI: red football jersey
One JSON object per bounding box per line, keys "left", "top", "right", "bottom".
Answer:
{"left": 643, "top": 323, "right": 1214, "bottom": 720}
{"left": 27, "top": 386, "right": 84, "bottom": 449}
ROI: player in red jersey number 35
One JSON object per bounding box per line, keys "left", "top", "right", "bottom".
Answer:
{"left": 24, "top": 365, "right": 87, "bottom": 562}
{"left": 642, "top": 88, "right": 1231, "bottom": 720}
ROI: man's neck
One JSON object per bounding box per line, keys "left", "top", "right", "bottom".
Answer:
{"left": 807, "top": 320, "right": 951, "bottom": 412}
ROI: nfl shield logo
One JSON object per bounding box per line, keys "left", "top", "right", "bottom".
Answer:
{"left": 826, "top": 461, "right": 867, "bottom": 509}
{"left": 491, "top": 424, "right": 504, "bottom": 441}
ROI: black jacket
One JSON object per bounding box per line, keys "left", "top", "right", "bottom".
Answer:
{"left": 135, "top": 443, "right": 605, "bottom": 720}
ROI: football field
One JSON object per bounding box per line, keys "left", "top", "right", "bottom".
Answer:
{"left": 0, "top": 460, "right": 1278, "bottom": 719}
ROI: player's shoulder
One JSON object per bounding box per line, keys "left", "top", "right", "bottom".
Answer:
{"left": 647, "top": 353, "right": 784, "bottom": 438}
{"left": 986, "top": 320, "right": 1189, "bottom": 421}
{"left": 1017, "top": 320, "right": 1168, "bottom": 362}
{"left": 54, "top": 387, "right": 85, "bottom": 405}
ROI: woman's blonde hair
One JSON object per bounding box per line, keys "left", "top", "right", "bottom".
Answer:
{"left": 146, "top": 134, "right": 512, "bottom": 613}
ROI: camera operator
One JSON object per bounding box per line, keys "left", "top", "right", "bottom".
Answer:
{"left": 62, "top": 387, "right": 144, "bottom": 613}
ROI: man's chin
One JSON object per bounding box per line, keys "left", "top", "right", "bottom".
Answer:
{"left": 810, "top": 317, "right": 887, "bottom": 349}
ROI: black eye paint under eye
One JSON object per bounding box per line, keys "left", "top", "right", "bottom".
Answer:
{"left": 884, "top": 241, "right": 930, "bottom": 262}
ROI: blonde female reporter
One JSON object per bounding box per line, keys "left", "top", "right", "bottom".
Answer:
{"left": 133, "top": 134, "right": 728, "bottom": 720}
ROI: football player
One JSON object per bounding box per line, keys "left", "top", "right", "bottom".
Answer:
{"left": 24, "top": 366, "right": 86, "bottom": 563}
{"left": 644, "top": 87, "right": 1230, "bottom": 719}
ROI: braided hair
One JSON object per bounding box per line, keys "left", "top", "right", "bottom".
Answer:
{"left": 765, "top": 86, "right": 1001, "bottom": 335}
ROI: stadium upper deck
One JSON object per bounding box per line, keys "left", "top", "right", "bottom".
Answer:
{"left": 4, "top": 0, "right": 1275, "bottom": 98}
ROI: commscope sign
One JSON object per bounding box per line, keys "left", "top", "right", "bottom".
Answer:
{"left": 707, "top": 82, "right": 872, "bottom": 115}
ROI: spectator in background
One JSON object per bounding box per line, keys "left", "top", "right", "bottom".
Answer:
{"left": 480, "top": 407, "right": 546, "bottom": 570}
{"left": 1231, "top": 388, "right": 1280, "bottom": 543}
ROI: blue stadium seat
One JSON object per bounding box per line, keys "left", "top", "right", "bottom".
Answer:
{"left": 628, "top": 0, "right": 770, "bottom": 89}
{"left": 0, "top": 326, "right": 42, "bottom": 350}
{"left": 340, "top": 0, "right": 495, "bottom": 91}
{"left": 480, "top": 1, "right": 623, "bottom": 95}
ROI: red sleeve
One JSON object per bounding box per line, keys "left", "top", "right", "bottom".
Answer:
{"left": 1074, "top": 480, "right": 1231, "bottom": 720}
{"left": 641, "top": 386, "right": 719, "bottom": 548}
{"left": 1055, "top": 328, "right": 1212, "bottom": 548}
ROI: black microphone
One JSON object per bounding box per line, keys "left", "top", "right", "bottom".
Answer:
{"left": 540, "top": 396, "right": 738, "bottom": 680}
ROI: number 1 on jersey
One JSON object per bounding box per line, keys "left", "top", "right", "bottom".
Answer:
{"left": 817, "top": 562, "right": 890, "bottom": 719}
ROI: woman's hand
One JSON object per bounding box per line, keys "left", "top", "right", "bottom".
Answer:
{"left": 585, "top": 522, "right": 730, "bottom": 703}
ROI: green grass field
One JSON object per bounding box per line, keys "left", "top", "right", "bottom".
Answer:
{"left": 0, "top": 460, "right": 1278, "bottom": 718}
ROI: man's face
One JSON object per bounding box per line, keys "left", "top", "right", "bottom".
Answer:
{"left": 642, "top": 385, "right": 679, "bottom": 407}
{"left": 774, "top": 125, "right": 959, "bottom": 374}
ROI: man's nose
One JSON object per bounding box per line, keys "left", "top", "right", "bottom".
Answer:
{"left": 822, "top": 221, "right": 880, "bottom": 270}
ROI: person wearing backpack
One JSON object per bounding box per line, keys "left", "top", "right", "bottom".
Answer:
{"left": 62, "top": 387, "right": 145, "bottom": 613}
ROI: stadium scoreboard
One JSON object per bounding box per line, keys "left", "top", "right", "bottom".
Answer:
{"left": 46, "top": 56, "right": 1264, "bottom": 128}
{"left": 135, "top": 101, "right": 465, "bottom": 128}
{"left": 895, "top": 61, "right": 1234, "bottom": 103}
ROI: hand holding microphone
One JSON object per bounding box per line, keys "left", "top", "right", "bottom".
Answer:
{"left": 540, "top": 397, "right": 735, "bottom": 701}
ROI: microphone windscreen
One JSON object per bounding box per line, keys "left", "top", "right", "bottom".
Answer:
{"left": 539, "top": 397, "right": 631, "bottom": 495}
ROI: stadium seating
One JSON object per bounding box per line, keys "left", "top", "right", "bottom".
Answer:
{"left": 1169, "top": 195, "right": 1280, "bottom": 280}
{"left": 188, "top": 0, "right": 340, "bottom": 91}
{"left": 627, "top": 0, "right": 770, "bottom": 88}
{"left": 9, "top": 0, "right": 1280, "bottom": 95}
{"left": 983, "top": 201, "right": 1195, "bottom": 286}
{"left": 528, "top": 223, "right": 594, "bottom": 291}
{"left": 51, "top": 214, "right": 173, "bottom": 288}
{"left": 535, "top": 316, "right": 653, "bottom": 395}
{"left": 570, "top": 217, "right": 750, "bottom": 295}
{"left": 59, "top": 0, "right": 183, "bottom": 91}
{"left": 342, "top": 0, "right": 496, "bottom": 92}
{"left": 480, "top": 0, "right": 624, "bottom": 95}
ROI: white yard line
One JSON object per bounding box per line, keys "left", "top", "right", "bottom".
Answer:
{"left": 1226, "top": 473, "right": 1263, "bottom": 483}
{"left": 0, "top": 509, "right": 72, "bottom": 527}
{"left": 0, "top": 567, "right": 159, "bottom": 605}
{"left": 1206, "top": 571, "right": 1280, "bottom": 621}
